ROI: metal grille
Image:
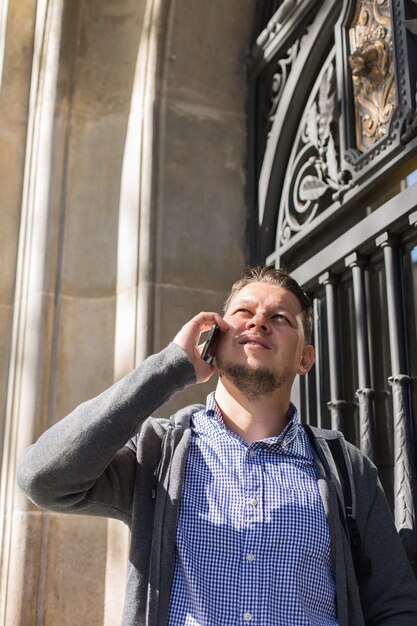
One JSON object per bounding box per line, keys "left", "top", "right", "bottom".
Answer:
{"left": 248, "top": 0, "right": 417, "bottom": 572}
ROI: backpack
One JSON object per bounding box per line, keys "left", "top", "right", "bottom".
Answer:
{"left": 303, "top": 424, "right": 372, "bottom": 582}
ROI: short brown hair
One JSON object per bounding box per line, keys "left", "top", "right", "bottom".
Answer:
{"left": 224, "top": 266, "right": 313, "bottom": 343}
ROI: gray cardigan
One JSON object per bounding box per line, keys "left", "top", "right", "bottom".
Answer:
{"left": 17, "top": 343, "right": 417, "bottom": 625}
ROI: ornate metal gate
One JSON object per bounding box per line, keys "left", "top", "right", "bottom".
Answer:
{"left": 248, "top": 0, "right": 417, "bottom": 571}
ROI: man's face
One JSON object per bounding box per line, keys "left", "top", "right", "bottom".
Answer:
{"left": 215, "top": 282, "right": 314, "bottom": 398}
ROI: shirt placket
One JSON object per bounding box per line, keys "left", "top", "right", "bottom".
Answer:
{"left": 240, "top": 444, "right": 263, "bottom": 625}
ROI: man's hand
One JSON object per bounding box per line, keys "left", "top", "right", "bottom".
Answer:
{"left": 172, "top": 312, "right": 229, "bottom": 383}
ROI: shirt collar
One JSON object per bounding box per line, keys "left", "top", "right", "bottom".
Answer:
{"left": 196, "top": 392, "right": 300, "bottom": 450}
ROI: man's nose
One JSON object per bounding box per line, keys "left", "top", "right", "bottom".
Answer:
{"left": 246, "top": 312, "right": 270, "bottom": 332}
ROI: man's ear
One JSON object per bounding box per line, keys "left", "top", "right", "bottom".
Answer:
{"left": 297, "top": 345, "right": 315, "bottom": 376}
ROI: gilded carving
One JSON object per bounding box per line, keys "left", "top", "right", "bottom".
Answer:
{"left": 348, "top": 0, "right": 397, "bottom": 152}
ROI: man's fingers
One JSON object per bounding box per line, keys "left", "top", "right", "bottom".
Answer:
{"left": 172, "top": 312, "right": 229, "bottom": 383}
{"left": 176, "top": 312, "right": 228, "bottom": 346}
{"left": 188, "top": 312, "right": 228, "bottom": 334}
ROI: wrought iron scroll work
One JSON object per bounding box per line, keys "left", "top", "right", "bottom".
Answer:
{"left": 255, "top": 0, "right": 304, "bottom": 51}
{"left": 266, "top": 41, "right": 300, "bottom": 140}
{"left": 277, "top": 53, "right": 351, "bottom": 247}
{"left": 253, "top": 0, "right": 323, "bottom": 149}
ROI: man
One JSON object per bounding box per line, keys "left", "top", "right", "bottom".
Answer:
{"left": 17, "top": 266, "right": 417, "bottom": 625}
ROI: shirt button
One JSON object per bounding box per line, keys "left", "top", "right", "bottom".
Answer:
{"left": 246, "top": 553, "right": 255, "bottom": 562}
{"left": 249, "top": 449, "right": 255, "bottom": 457}
{"left": 249, "top": 497, "right": 258, "bottom": 507}
{"left": 243, "top": 612, "right": 253, "bottom": 622}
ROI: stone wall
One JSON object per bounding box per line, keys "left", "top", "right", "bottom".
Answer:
{"left": 0, "top": 0, "right": 254, "bottom": 623}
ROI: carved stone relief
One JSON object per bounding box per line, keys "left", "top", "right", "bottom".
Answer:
{"left": 348, "top": 0, "right": 397, "bottom": 152}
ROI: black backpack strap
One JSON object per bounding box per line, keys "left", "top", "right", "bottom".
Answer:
{"left": 303, "top": 424, "right": 372, "bottom": 581}
{"left": 327, "top": 436, "right": 372, "bottom": 581}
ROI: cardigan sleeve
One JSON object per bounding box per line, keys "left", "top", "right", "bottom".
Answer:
{"left": 16, "top": 343, "right": 196, "bottom": 525}
{"left": 348, "top": 444, "right": 417, "bottom": 624}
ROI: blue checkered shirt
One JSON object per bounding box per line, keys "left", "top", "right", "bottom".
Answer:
{"left": 167, "top": 394, "right": 338, "bottom": 625}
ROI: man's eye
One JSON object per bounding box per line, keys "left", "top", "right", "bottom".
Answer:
{"left": 272, "top": 314, "right": 289, "bottom": 322}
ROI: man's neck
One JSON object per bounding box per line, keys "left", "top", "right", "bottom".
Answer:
{"left": 214, "top": 378, "right": 292, "bottom": 444}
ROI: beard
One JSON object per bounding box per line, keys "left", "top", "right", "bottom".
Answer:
{"left": 218, "top": 361, "right": 293, "bottom": 401}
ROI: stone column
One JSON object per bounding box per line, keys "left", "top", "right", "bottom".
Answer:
{"left": 0, "top": 0, "right": 36, "bottom": 498}
{"left": 0, "top": 34, "right": 38, "bottom": 626}
{"left": 0, "top": 2, "right": 69, "bottom": 625}
{"left": 0, "top": 2, "right": 67, "bottom": 624}
{"left": 1, "top": 0, "right": 150, "bottom": 623}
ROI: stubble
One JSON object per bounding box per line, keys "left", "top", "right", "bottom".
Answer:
{"left": 219, "top": 362, "right": 293, "bottom": 401}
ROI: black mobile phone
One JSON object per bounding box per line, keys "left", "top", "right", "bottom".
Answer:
{"left": 200, "top": 323, "right": 220, "bottom": 364}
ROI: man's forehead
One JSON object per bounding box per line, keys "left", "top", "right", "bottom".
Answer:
{"left": 228, "top": 282, "right": 302, "bottom": 312}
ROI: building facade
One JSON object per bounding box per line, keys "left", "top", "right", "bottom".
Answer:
{"left": 0, "top": 0, "right": 416, "bottom": 623}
